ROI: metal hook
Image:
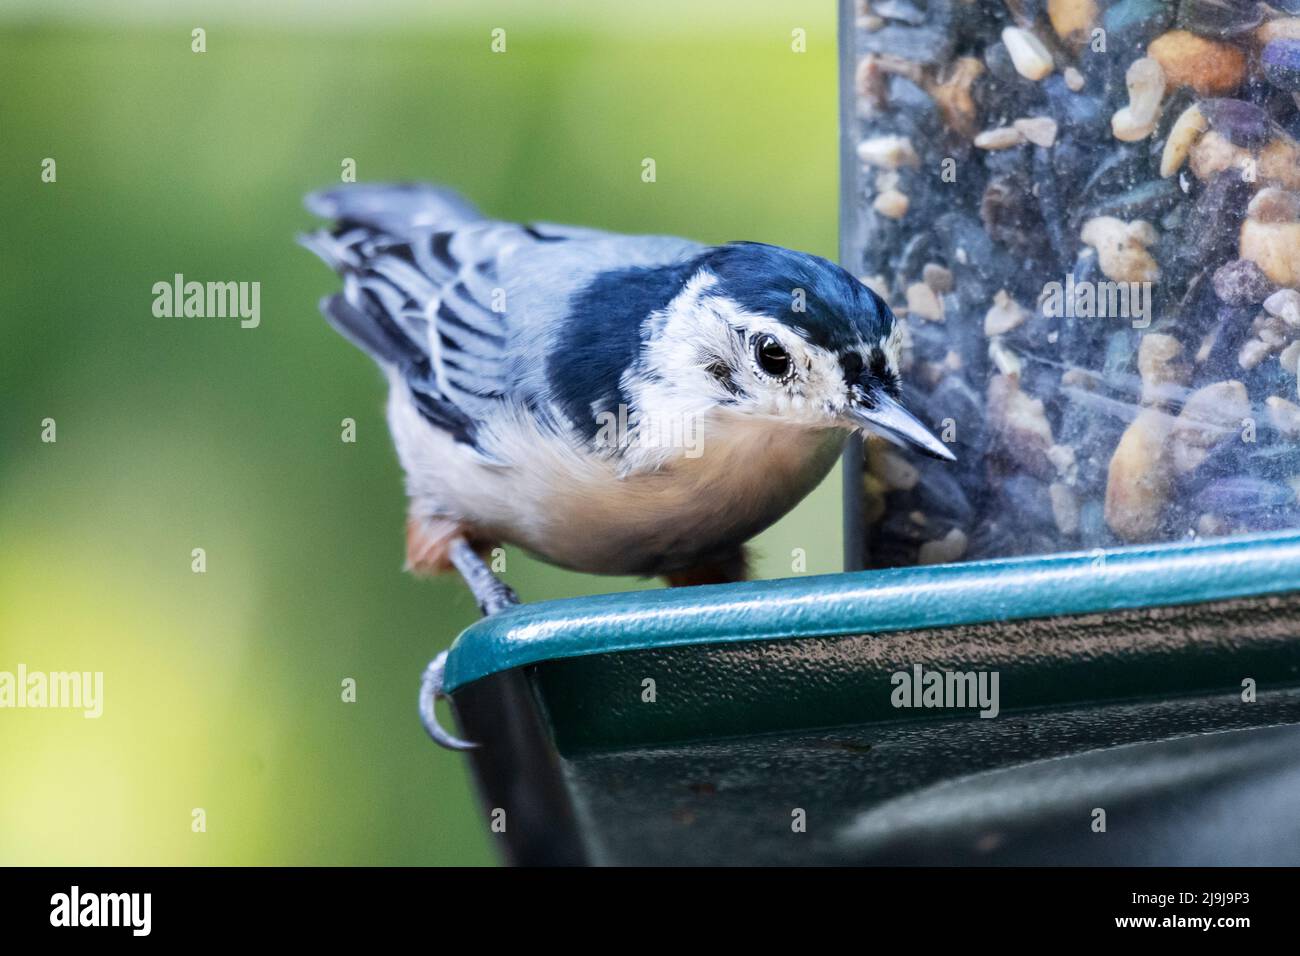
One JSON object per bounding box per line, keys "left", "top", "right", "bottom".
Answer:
{"left": 419, "top": 651, "right": 478, "bottom": 751}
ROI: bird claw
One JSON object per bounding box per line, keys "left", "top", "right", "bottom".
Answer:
{"left": 473, "top": 584, "right": 518, "bottom": 616}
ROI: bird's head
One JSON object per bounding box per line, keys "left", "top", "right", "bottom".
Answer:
{"left": 634, "top": 242, "right": 954, "bottom": 461}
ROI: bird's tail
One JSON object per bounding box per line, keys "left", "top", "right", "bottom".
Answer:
{"left": 303, "top": 182, "right": 485, "bottom": 243}
{"left": 297, "top": 183, "right": 488, "bottom": 366}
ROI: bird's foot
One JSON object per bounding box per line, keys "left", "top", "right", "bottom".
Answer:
{"left": 447, "top": 536, "right": 519, "bottom": 616}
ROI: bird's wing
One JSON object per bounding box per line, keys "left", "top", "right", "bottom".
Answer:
{"left": 300, "top": 185, "right": 581, "bottom": 451}
{"left": 300, "top": 183, "right": 703, "bottom": 452}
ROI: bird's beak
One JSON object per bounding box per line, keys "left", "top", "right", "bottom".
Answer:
{"left": 847, "top": 393, "right": 956, "bottom": 461}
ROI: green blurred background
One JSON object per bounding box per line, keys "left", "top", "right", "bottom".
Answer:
{"left": 0, "top": 0, "right": 840, "bottom": 864}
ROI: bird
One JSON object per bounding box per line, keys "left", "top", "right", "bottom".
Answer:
{"left": 299, "top": 183, "right": 953, "bottom": 597}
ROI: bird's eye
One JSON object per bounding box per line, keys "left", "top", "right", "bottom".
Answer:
{"left": 754, "top": 334, "right": 791, "bottom": 377}
{"left": 841, "top": 351, "right": 864, "bottom": 382}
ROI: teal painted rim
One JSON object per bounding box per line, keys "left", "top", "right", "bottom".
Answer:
{"left": 442, "top": 530, "right": 1300, "bottom": 693}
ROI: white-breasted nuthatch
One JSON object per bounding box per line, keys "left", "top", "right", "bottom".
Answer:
{"left": 300, "top": 183, "right": 953, "bottom": 590}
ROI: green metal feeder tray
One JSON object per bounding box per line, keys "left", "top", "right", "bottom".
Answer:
{"left": 442, "top": 531, "right": 1300, "bottom": 865}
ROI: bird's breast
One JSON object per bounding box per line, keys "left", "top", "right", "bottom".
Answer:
{"left": 392, "top": 380, "right": 849, "bottom": 576}
{"left": 519, "top": 418, "right": 848, "bottom": 575}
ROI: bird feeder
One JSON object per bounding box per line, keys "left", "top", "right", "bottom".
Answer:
{"left": 428, "top": 0, "right": 1300, "bottom": 865}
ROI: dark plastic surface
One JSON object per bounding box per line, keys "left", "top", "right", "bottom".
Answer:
{"left": 449, "top": 585, "right": 1300, "bottom": 863}
{"left": 532, "top": 591, "right": 1300, "bottom": 752}
{"left": 559, "top": 691, "right": 1300, "bottom": 865}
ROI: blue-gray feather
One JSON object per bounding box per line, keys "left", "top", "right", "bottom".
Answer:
{"left": 299, "top": 183, "right": 892, "bottom": 452}
{"left": 301, "top": 184, "right": 704, "bottom": 448}
{"left": 699, "top": 242, "right": 893, "bottom": 353}
{"left": 545, "top": 259, "right": 698, "bottom": 440}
